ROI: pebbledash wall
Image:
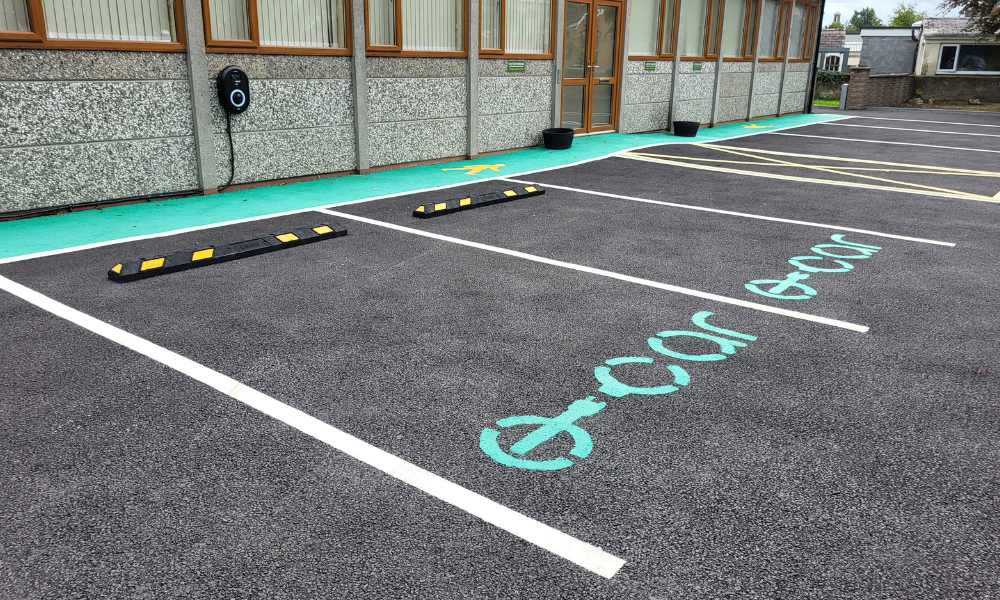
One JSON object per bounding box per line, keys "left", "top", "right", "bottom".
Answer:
{"left": 0, "top": 2, "right": 817, "bottom": 215}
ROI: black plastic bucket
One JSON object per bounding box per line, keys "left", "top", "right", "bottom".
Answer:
{"left": 543, "top": 128, "right": 575, "bottom": 150}
{"left": 673, "top": 121, "right": 700, "bottom": 137}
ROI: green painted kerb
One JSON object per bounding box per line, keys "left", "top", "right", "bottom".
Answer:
{"left": 0, "top": 113, "right": 843, "bottom": 261}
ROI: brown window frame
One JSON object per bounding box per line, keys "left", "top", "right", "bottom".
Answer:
{"left": 721, "top": 0, "right": 759, "bottom": 61}
{"left": 756, "top": 0, "right": 790, "bottom": 62}
{"left": 679, "top": 0, "right": 726, "bottom": 61}
{"left": 787, "top": 1, "right": 818, "bottom": 62}
{"left": 0, "top": 0, "right": 186, "bottom": 52}
{"left": 627, "top": 0, "right": 681, "bottom": 61}
{"left": 365, "top": 0, "right": 468, "bottom": 57}
{"left": 202, "top": 0, "right": 352, "bottom": 55}
{"left": 478, "top": 0, "right": 556, "bottom": 59}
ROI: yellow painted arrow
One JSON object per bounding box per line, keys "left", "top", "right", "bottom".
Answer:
{"left": 443, "top": 164, "right": 506, "bottom": 175}
{"left": 742, "top": 123, "right": 773, "bottom": 129}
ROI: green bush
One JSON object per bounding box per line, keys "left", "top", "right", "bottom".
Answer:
{"left": 815, "top": 69, "right": 850, "bottom": 85}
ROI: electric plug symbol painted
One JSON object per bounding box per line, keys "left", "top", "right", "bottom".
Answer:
{"left": 479, "top": 397, "right": 606, "bottom": 471}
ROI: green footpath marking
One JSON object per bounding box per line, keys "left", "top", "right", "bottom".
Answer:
{"left": 0, "top": 113, "right": 845, "bottom": 262}
{"left": 507, "top": 59, "right": 525, "bottom": 72}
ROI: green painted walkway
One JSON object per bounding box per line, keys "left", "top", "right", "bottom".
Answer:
{"left": 0, "top": 113, "right": 842, "bottom": 261}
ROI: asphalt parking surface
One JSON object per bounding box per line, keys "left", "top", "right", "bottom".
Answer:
{"left": 2, "top": 109, "right": 1000, "bottom": 599}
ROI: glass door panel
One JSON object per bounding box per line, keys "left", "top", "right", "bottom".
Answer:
{"left": 561, "top": 0, "right": 621, "bottom": 133}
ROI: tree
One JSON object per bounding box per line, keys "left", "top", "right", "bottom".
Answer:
{"left": 826, "top": 20, "right": 845, "bottom": 28}
{"left": 846, "top": 7, "right": 884, "bottom": 32}
{"left": 937, "top": 0, "right": 1000, "bottom": 41}
{"left": 888, "top": 2, "right": 927, "bottom": 26}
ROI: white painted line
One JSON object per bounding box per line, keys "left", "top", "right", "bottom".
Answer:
{"left": 846, "top": 116, "right": 1000, "bottom": 129}
{"left": 0, "top": 116, "right": 849, "bottom": 266}
{"left": 0, "top": 274, "right": 626, "bottom": 580}
{"left": 615, "top": 152, "right": 1000, "bottom": 204}
{"left": 318, "top": 209, "right": 870, "bottom": 333}
{"left": 769, "top": 132, "right": 1000, "bottom": 154}
{"left": 499, "top": 178, "right": 955, "bottom": 247}
{"left": 819, "top": 122, "right": 1000, "bottom": 138}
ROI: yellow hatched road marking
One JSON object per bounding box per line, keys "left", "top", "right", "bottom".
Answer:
{"left": 702, "top": 144, "right": 1000, "bottom": 175}
{"left": 192, "top": 248, "right": 214, "bottom": 261}
{"left": 619, "top": 152, "right": 1000, "bottom": 202}
{"left": 140, "top": 258, "right": 164, "bottom": 271}
{"left": 700, "top": 145, "right": 991, "bottom": 199}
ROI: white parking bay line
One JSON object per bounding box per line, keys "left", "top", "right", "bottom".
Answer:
{"left": 818, "top": 122, "right": 1000, "bottom": 138}
{"left": 0, "top": 275, "right": 626, "bottom": 580}
{"left": 500, "top": 178, "right": 955, "bottom": 247}
{"left": 847, "top": 116, "right": 1000, "bottom": 129}
{"left": 769, "top": 132, "right": 1000, "bottom": 155}
{"left": 318, "top": 209, "right": 870, "bottom": 333}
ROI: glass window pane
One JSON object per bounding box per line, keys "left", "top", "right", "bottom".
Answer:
{"left": 721, "top": 0, "right": 746, "bottom": 57}
{"left": 257, "top": 0, "right": 346, "bottom": 47}
{"left": 786, "top": 2, "right": 806, "bottom": 59}
{"left": 661, "top": 0, "right": 676, "bottom": 53}
{"left": 593, "top": 4, "right": 616, "bottom": 77}
{"left": 564, "top": 1, "right": 589, "bottom": 78}
{"left": 41, "top": 0, "right": 177, "bottom": 41}
{"left": 679, "top": 0, "right": 707, "bottom": 57}
{"left": 957, "top": 45, "right": 1000, "bottom": 71}
{"left": 368, "top": 0, "right": 396, "bottom": 45}
{"left": 403, "top": 0, "right": 463, "bottom": 51}
{"left": 506, "top": 0, "right": 551, "bottom": 53}
{"left": 0, "top": 0, "right": 31, "bottom": 31}
{"left": 482, "top": 0, "right": 501, "bottom": 49}
{"left": 628, "top": 0, "right": 660, "bottom": 55}
{"left": 706, "top": 0, "right": 721, "bottom": 55}
{"left": 562, "top": 85, "right": 585, "bottom": 129}
{"left": 756, "top": 0, "right": 779, "bottom": 58}
{"left": 591, "top": 83, "right": 613, "bottom": 126}
{"left": 938, "top": 45, "right": 956, "bottom": 70}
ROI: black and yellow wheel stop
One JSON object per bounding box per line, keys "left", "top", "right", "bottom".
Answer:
{"left": 413, "top": 185, "right": 544, "bottom": 218}
{"left": 108, "top": 223, "right": 347, "bottom": 283}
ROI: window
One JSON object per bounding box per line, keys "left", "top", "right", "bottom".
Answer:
{"left": 204, "top": 0, "right": 349, "bottom": 54}
{"left": 786, "top": 1, "right": 816, "bottom": 60}
{"left": 366, "top": 0, "right": 465, "bottom": 55}
{"left": 480, "top": 0, "right": 553, "bottom": 57}
{"left": 756, "top": 0, "right": 781, "bottom": 59}
{"left": 720, "top": 0, "right": 749, "bottom": 58}
{"left": 937, "top": 44, "right": 957, "bottom": 71}
{"left": 626, "top": 0, "right": 678, "bottom": 58}
{"left": 823, "top": 52, "right": 841, "bottom": 70}
{"left": 0, "top": 0, "right": 185, "bottom": 50}
{"left": 755, "top": 0, "right": 815, "bottom": 61}
{"left": 938, "top": 44, "right": 1000, "bottom": 73}
{"left": 679, "top": 0, "right": 709, "bottom": 57}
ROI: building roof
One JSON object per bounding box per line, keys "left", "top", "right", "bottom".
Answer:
{"left": 922, "top": 17, "right": 974, "bottom": 36}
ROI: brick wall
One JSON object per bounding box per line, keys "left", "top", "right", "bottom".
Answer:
{"left": 820, "top": 29, "right": 846, "bottom": 47}
{"left": 845, "top": 67, "right": 914, "bottom": 109}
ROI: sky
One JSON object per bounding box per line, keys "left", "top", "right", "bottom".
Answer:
{"left": 822, "top": 0, "right": 961, "bottom": 27}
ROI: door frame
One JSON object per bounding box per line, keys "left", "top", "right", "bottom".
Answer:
{"left": 560, "top": 0, "right": 625, "bottom": 133}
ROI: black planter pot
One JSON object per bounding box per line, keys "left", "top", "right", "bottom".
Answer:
{"left": 542, "top": 127, "right": 575, "bottom": 150}
{"left": 673, "top": 121, "right": 700, "bottom": 137}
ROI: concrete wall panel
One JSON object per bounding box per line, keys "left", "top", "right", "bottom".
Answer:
{"left": 478, "top": 111, "right": 551, "bottom": 153}
{"left": 369, "top": 118, "right": 467, "bottom": 167}
{"left": 1, "top": 138, "right": 198, "bottom": 212}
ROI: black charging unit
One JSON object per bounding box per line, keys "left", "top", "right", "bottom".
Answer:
{"left": 217, "top": 65, "right": 250, "bottom": 114}
{"left": 216, "top": 66, "right": 250, "bottom": 192}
